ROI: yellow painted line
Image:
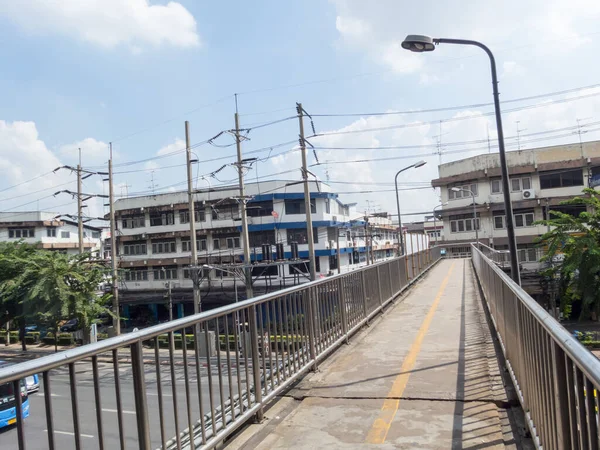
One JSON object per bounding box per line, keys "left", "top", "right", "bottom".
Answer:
{"left": 366, "top": 261, "right": 456, "bottom": 444}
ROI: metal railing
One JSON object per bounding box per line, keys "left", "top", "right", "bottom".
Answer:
{"left": 472, "top": 244, "right": 600, "bottom": 450}
{"left": 0, "top": 248, "right": 440, "bottom": 450}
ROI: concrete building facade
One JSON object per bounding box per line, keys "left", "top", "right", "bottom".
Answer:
{"left": 432, "top": 140, "right": 600, "bottom": 296}
{"left": 113, "top": 180, "right": 398, "bottom": 319}
{"left": 0, "top": 211, "right": 104, "bottom": 255}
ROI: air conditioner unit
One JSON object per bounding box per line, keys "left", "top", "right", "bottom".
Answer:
{"left": 522, "top": 189, "right": 536, "bottom": 199}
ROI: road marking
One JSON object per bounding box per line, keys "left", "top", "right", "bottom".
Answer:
{"left": 366, "top": 261, "right": 456, "bottom": 444}
{"left": 102, "top": 408, "right": 136, "bottom": 415}
{"left": 44, "top": 429, "right": 94, "bottom": 438}
{"left": 147, "top": 392, "right": 173, "bottom": 397}
{"left": 50, "top": 393, "right": 62, "bottom": 398}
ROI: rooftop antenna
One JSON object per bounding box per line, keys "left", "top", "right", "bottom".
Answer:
{"left": 516, "top": 121, "right": 527, "bottom": 150}
{"left": 576, "top": 117, "right": 592, "bottom": 157}
{"left": 487, "top": 124, "right": 492, "bottom": 154}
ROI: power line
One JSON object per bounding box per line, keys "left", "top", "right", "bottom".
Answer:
{"left": 311, "top": 83, "right": 600, "bottom": 117}
{"left": 311, "top": 90, "right": 600, "bottom": 138}
{"left": 0, "top": 170, "right": 55, "bottom": 195}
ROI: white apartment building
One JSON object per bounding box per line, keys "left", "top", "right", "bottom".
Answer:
{"left": 113, "top": 180, "right": 397, "bottom": 320}
{"left": 433, "top": 140, "right": 600, "bottom": 296}
{"left": 0, "top": 211, "right": 104, "bottom": 255}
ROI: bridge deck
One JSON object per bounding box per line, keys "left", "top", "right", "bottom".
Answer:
{"left": 227, "top": 259, "right": 529, "bottom": 449}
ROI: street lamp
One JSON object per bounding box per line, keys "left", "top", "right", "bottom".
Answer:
{"left": 451, "top": 187, "right": 478, "bottom": 246}
{"left": 432, "top": 202, "right": 448, "bottom": 245}
{"left": 395, "top": 160, "right": 427, "bottom": 256}
{"left": 401, "top": 34, "right": 520, "bottom": 285}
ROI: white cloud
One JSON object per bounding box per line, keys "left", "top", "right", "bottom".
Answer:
{"left": 0, "top": 0, "right": 200, "bottom": 52}
{"left": 60, "top": 137, "right": 110, "bottom": 165}
{"left": 157, "top": 138, "right": 186, "bottom": 156}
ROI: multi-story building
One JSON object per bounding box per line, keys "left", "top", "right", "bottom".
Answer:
{"left": 0, "top": 211, "right": 104, "bottom": 255}
{"left": 432, "top": 139, "right": 600, "bottom": 298}
{"left": 113, "top": 180, "right": 397, "bottom": 321}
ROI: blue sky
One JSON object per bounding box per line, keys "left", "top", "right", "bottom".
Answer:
{"left": 1, "top": 0, "right": 600, "bottom": 224}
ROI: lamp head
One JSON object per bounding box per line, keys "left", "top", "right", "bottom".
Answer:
{"left": 451, "top": 187, "right": 461, "bottom": 192}
{"left": 401, "top": 35, "right": 436, "bottom": 52}
{"left": 414, "top": 160, "right": 427, "bottom": 168}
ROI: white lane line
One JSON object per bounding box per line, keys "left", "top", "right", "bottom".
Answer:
{"left": 44, "top": 429, "right": 94, "bottom": 438}
{"left": 102, "top": 408, "right": 136, "bottom": 415}
{"left": 147, "top": 392, "right": 173, "bottom": 397}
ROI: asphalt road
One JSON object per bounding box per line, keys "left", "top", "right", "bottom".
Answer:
{"left": 0, "top": 356, "right": 246, "bottom": 449}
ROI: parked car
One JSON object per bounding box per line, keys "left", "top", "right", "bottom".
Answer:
{"left": 60, "top": 319, "right": 79, "bottom": 332}
{"left": 24, "top": 374, "right": 39, "bottom": 394}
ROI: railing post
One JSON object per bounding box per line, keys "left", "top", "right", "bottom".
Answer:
{"left": 551, "top": 341, "right": 571, "bottom": 449}
{"left": 376, "top": 265, "right": 383, "bottom": 308}
{"left": 388, "top": 261, "right": 394, "bottom": 298}
{"left": 249, "top": 304, "right": 264, "bottom": 421}
{"left": 405, "top": 253, "right": 411, "bottom": 281}
{"left": 306, "top": 287, "right": 318, "bottom": 370}
{"left": 360, "top": 269, "right": 369, "bottom": 320}
{"left": 131, "top": 340, "right": 151, "bottom": 450}
{"left": 337, "top": 277, "right": 349, "bottom": 344}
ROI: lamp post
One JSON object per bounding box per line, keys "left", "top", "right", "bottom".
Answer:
{"left": 451, "top": 187, "right": 478, "bottom": 246}
{"left": 395, "top": 160, "right": 427, "bottom": 256}
{"left": 401, "top": 35, "right": 520, "bottom": 285}
{"left": 432, "top": 202, "right": 448, "bottom": 245}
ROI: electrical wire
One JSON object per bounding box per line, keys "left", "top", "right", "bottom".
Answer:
{"left": 0, "top": 170, "right": 56, "bottom": 195}
{"left": 311, "top": 83, "right": 600, "bottom": 117}
{"left": 0, "top": 180, "right": 75, "bottom": 203}
{"left": 311, "top": 91, "right": 600, "bottom": 138}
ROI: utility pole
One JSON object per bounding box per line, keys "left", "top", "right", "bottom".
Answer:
{"left": 167, "top": 282, "right": 173, "bottom": 321}
{"left": 77, "top": 148, "right": 84, "bottom": 254}
{"left": 235, "top": 112, "right": 254, "bottom": 299}
{"left": 108, "top": 143, "right": 120, "bottom": 335}
{"left": 186, "top": 121, "right": 201, "bottom": 315}
{"left": 297, "top": 103, "right": 317, "bottom": 281}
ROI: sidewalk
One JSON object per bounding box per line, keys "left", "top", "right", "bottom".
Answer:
{"left": 226, "top": 259, "right": 533, "bottom": 449}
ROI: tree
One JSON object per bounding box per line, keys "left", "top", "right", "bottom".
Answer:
{"left": 0, "top": 242, "right": 39, "bottom": 351}
{"left": 537, "top": 188, "right": 600, "bottom": 321}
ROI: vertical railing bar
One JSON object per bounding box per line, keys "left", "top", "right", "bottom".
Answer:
{"left": 193, "top": 325, "right": 207, "bottom": 445}
{"left": 68, "top": 362, "right": 82, "bottom": 450}
{"left": 575, "top": 366, "right": 590, "bottom": 450}
{"left": 306, "top": 287, "right": 318, "bottom": 371}
{"left": 154, "top": 337, "right": 167, "bottom": 450}
{"left": 131, "top": 341, "right": 151, "bottom": 450}
{"left": 112, "top": 349, "right": 126, "bottom": 450}
{"left": 276, "top": 297, "right": 289, "bottom": 379}
{"left": 564, "top": 356, "right": 580, "bottom": 450}
{"left": 181, "top": 327, "right": 195, "bottom": 440}
{"left": 257, "top": 303, "right": 269, "bottom": 395}
{"left": 282, "top": 295, "right": 293, "bottom": 374}
{"left": 43, "top": 371, "right": 56, "bottom": 450}
{"left": 288, "top": 294, "right": 299, "bottom": 374}
{"left": 249, "top": 304, "right": 264, "bottom": 422}
{"left": 239, "top": 309, "right": 252, "bottom": 410}
{"left": 270, "top": 301, "right": 281, "bottom": 384}
{"left": 224, "top": 315, "right": 236, "bottom": 421}
{"left": 169, "top": 331, "right": 182, "bottom": 450}
{"left": 214, "top": 317, "right": 226, "bottom": 427}
{"left": 263, "top": 301, "right": 275, "bottom": 392}
{"left": 203, "top": 322, "right": 217, "bottom": 437}
{"left": 92, "top": 356, "right": 105, "bottom": 450}
{"left": 13, "top": 379, "right": 25, "bottom": 450}
{"left": 585, "top": 377, "right": 599, "bottom": 450}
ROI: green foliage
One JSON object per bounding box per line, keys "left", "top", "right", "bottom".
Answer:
{"left": 537, "top": 188, "right": 600, "bottom": 320}
{"left": 0, "top": 245, "right": 113, "bottom": 351}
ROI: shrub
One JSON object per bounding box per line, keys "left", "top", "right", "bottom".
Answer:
{"left": 25, "top": 332, "right": 40, "bottom": 344}
{"left": 57, "top": 333, "right": 74, "bottom": 346}
{"left": 97, "top": 333, "right": 108, "bottom": 341}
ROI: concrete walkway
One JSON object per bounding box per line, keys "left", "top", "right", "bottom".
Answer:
{"left": 227, "top": 259, "right": 531, "bottom": 449}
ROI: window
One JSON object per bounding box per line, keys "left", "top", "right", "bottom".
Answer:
{"left": 540, "top": 169, "right": 583, "bottom": 189}
{"left": 149, "top": 212, "right": 174, "bottom": 227}
{"left": 448, "top": 183, "right": 478, "bottom": 200}
{"left": 493, "top": 209, "right": 535, "bottom": 228}
{"left": 247, "top": 201, "right": 274, "bottom": 217}
{"left": 510, "top": 176, "right": 532, "bottom": 192}
{"left": 449, "top": 214, "right": 480, "bottom": 233}
{"left": 284, "top": 199, "right": 316, "bottom": 215}
{"left": 287, "top": 228, "right": 319, "bottom": 244}
{"left": 249, "top": 230, "right": 276, "bottom": 247}
{"left": 491, "top": 179, "right": 502, "bottom": 194}
{"left": 61, "top": 231, "right": 70, "bottom": 239}
{"left": 226, "top": 237, "right": 240, "bottom": 249}
{"left": 494, "top": 216, "right": 504, "bottom": 229}
{"left": 183, "top": 267, "right": 210, "bottom": 279}
{"left": 179, "top": 209, "right": 206, "bottom": 224}
{"left": 325, "top": 198, "right": 331, "bottom": 214}
{"left": 211, "top": 204, "right": 239, "bottom": 221}
{"left": 91, "top": 231, "right": 101, "bottom": 239}
{"left": 121, "top": 215, "right": 145, "bottom": 229}
{"left": 47, "top": 227, "right": 56, "bottom": 237}
{"left": 9, "top": 228, "right": 35, "bottom": 238}
{"left": 123, "top": 243, "right": 147, "bottom": 255}
{"left": 213, "top": 239, "right": 220, "bottom": 250}
{"left": 329, "top": 254, "right": 338, "bottom": 270}
{"left": 153, "top": 266, "right": 177, "bottom": 280}
{"left": 544, "top": 205, "right": 586, "bottom": 219}
{"left": 124, "top": 268, "right": 148, "bottom": 282}
{"left": 518, "top": 245, "right": 539, "bottom": 263}
{"left": 152, "top": 240, "right": 176, "bottom": 254}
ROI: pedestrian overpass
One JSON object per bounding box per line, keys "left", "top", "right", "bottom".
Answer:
{"left": 1, "top": 245, "right": 599, "bottom": 449}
